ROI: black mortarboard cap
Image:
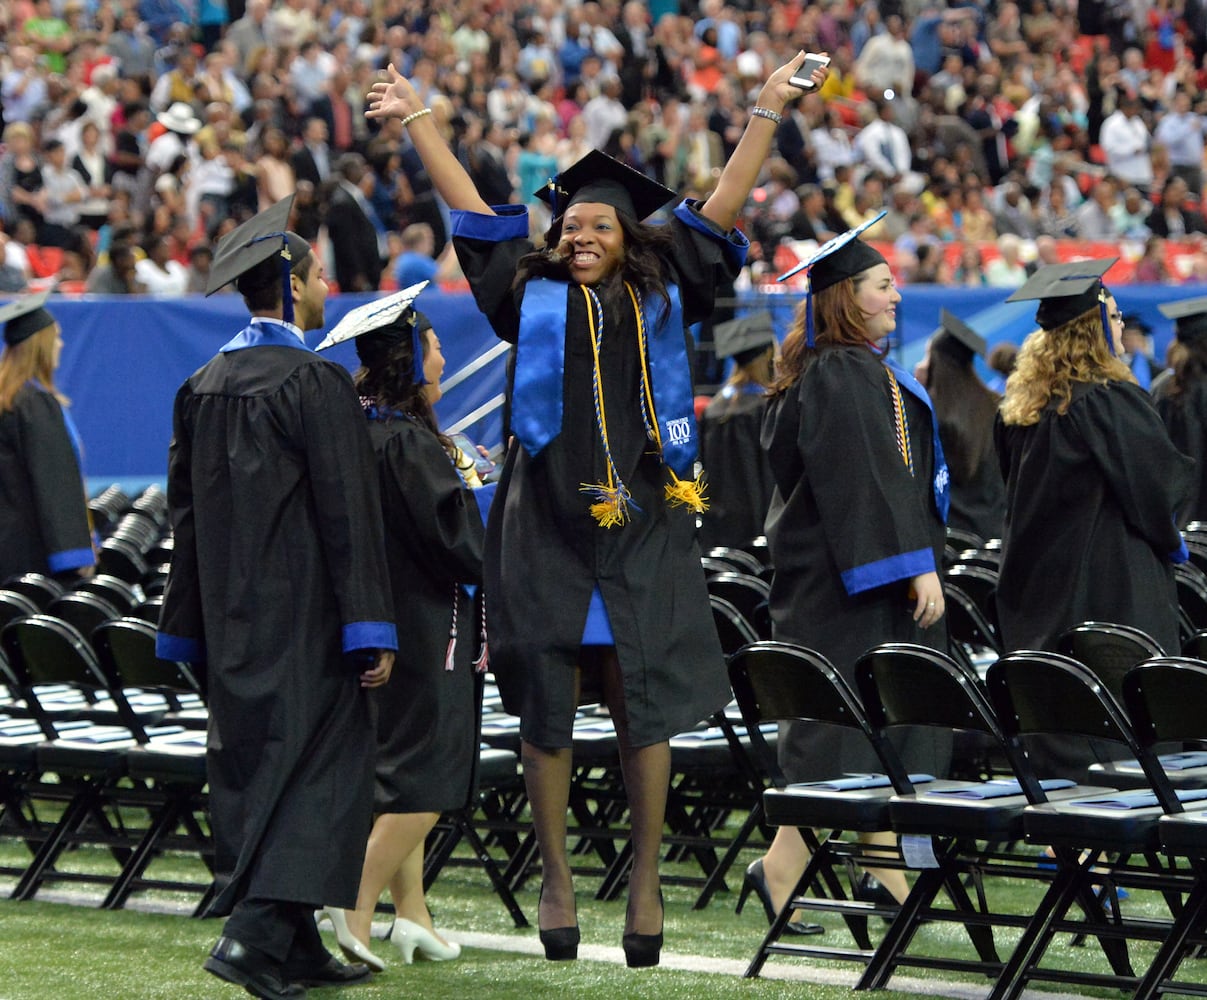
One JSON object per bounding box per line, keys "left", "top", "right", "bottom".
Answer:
{"left": 1005, "top": 257, "right": 1117, "bottom": 332}
{"left": 714, "top": 311, "right": 776, "bottom": 365}
{"left": 1159, "top": 295, "right": 1207, "bottom": 344}
{"left": 777, "top": 210, "right": 889, "bottom": 290}
{"left": 206, "top": 194, "right": 311, "bottom": 300}
{"left": 0, "top": 290, "right": 55, "bottom": 347}
{"left": 932, "top": 308, "right": 986, "bottom": 364}
{"left": 535, "top": 149, "right": 678, "bottom": 221}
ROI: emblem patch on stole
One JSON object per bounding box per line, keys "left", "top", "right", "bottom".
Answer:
{"left": 665, "top": 417, "right": 693, "bottom": 447}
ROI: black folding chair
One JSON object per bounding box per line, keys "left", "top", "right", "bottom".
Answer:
{"left": 729, "top": 640, "right": 1007, "bottom": 978}
{"left": 707, "top": 572, "right": 771, "bottom": 640}
{"left": 1, "top": 574, "right": 64, "bottom": 611}
{"left": 77, "top": 574, "right": 140, "bottom": 614}
{"left": 1175, "top": 562, "right": 1207, "bottom": 646}
{"left": 984, "top": 652, "right": 1205, "bottom": 1000}
{"left": 704, "top": 546, "right": 767, "bottom": 577}
{"left": 46, "top": 591, "right": 122, "bottom": 649}
{"left": 945, "top": 527, "right": 985, "bottom": 551}
{"left": 1124, "top": 657, "right": 1207, "bottom": 1000}
{"left": 944, "top": 581, "right": 1002, "bottom": 675}
{"left": 943, "top": 563, "right": 1000, "bottom": 637}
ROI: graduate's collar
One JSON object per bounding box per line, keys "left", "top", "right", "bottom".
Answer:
{"left": 250, "top": 315, "right": 306, "bottom": 343}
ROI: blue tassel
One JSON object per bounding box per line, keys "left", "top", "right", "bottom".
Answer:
{"left": 411, "top": 317, "right": 427, "bottom": 385}
{"left": 1099, "top": 297, "right": 1113, "bottom": 356}
{"left": 805, "top": 287, "right": 815, "bottom": 348}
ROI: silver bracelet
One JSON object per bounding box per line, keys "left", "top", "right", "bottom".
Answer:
{"left": 399, "top": 107, "right": 433, "bottom": 129}
{"left": 750, "top": 106, "right": 783, "bottom": 125}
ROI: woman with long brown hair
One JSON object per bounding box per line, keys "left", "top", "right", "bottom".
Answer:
{"left": 0, "top": 292, "right": 95, "bottom": 582}
{"left": 741, "top": 219, "right": 951, "bottom": 933}
{"left": 1153, "top": 296, "right": 1207, "bottom": 526}
{"left": 914, "top": 310, "right": 1006, "bottom": 542}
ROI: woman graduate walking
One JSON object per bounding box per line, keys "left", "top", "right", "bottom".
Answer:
{"left": 0, "top": 291, "right": 96, "bottom": 583}
{"left": 367, "top": 52, "right": 829, "bottom": 967}
{"left": 313, "top": 284, "right": 490, "bottom": 971}
{"left": 743, "top": 215, "right": 952, "bottom": 930}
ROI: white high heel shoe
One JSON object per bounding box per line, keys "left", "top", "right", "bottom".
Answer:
{"left": 320, "top": 907, "right": 386, "bottom": 972}
{"left": 390, "top": 917, "right": 462, "bottom": 964}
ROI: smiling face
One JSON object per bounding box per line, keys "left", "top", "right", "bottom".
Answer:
{"left": 560, "top": 201, "right": 626, "bottom": 285}
{"left": 854, "top": 263, "right": 901, "bottom": 343}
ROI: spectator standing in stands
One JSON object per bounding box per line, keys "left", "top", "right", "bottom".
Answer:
{"left": 368, "top": 49, "right": 829, "bottom": 970}
{"left": 2, "top": 46, "right": 49, "bottom": 125}
{"left": 156, "top": 196, "right": 395, "bottom": 999}
{"left": 291, "top": 116, "right": 331, "bottom": 187}
{"left": 853, "top": 98, "right": 914, "bottom": 188}
{"left": 392, "top": 222, "right": 461, "bottom": 289}
{"left": 1100, "top": 95, "right": 1155, "bottom": 193}
{"left": 325, "top": 153, "right": 384, "bottom": 292}
{"left": 85, "top": 243, "right": 144, "bottom": 294}
{"left": 105, "top": 7, "right": 157, "bottom": 79}
{"left": 1154, "top": 88, "right": 1207, "bottom": 196}
{"left": 135, "top": 233, "right": 189, "bottom": 295}
{"left": 1074, "top": 176, "right": 1123, "bottom": 240}
{"left": 984, "top": 233, "right": 1028, "bottom": 289}
{"left": 854, "top": 15, "right": 914, "bottom": 99}
{"left": 0, "top": 291, "right": 96, "bottom": 583}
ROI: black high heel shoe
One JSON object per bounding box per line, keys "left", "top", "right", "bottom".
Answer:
{"left": 622, "top": 890, "right": 664, "bottom": 968}
{"left": 853, "top": 872, "right": 902, "bottom": 925}
{"left": 736, "top": 859, "right": 825, "bottom": 936}
{"left": 538, "top": 886, "right": 579, "bottom": 961}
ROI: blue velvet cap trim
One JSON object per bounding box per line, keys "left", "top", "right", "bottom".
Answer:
{"left": 47, "top": 547, "right": 95, "bottom": 573}
{"left": 841, "top": 547, "right": 936, "bottom": 596}
{"left": 673, "top": 200, "right": 750, "bottom": 270}
{"left": 156, "top": 632, "right": 205, "bottom": 663}
{"left": 342, "top": 621, "right": 399, "bottom": 652}
{"left": 450, "top": 205, "right": 529, "bottom": 242}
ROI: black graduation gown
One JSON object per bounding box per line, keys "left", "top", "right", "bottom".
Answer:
{"left": 0, "top": 382, "right": 94, "bottom": 581}
{"left": 995, "top": 379, "right": 1193, "bottom": 656}
{"left": 762, "top": 347, "right": 950, "bottom": 782}
{"left": 1154, "top": 378, "right": 1207, "bottom": 527}
{"left": 157, "top": 327, "right": 395, "bottom": 916}
{"left": 452, "top": 203, "right": 745, "bottom": 748}
{"left": 698, "top": 385, "right": 775, "bottom": 550}
{"left": 367, "top": 415, "right": 485, "bottom": 814}
{"left": 943, "top": 432, "right": 1007, "bottom": 543}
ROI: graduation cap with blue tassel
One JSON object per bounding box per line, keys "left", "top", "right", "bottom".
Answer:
{"left": 1006, "top": 257, "right": 1119, "bottom": 353}
{"left": 776, "top": 210, "right": 889, "bottom": 347}
{"left": 315, "top": 280, "right": 432, "bottom": 384}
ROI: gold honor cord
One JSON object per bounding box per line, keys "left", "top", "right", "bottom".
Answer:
{"left": 886, "top": 366, "right": 914, "bottom": 475}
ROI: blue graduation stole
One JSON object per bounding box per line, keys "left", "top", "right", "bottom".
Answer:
{"left": 513, "top": 278, "right": 696, "bottom": 477}
{"left": 884, "top": 355, "right": 950, "bottom": 524}
{"left": 219, "top": 320, "right": 312, "bottom": 353}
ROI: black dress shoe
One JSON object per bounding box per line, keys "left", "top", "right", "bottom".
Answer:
{"left": 736, "top": 859, "right": 826, "bottom": 936}
{"left": 204, "top": 936, "right": 306, "bottom": 1000}
{"left": 284, "top": 955, "right": 372, "bottom": 987}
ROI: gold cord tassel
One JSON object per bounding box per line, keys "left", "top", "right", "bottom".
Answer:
{"left": 664, "top": 471, "right": 709, "bottom": 513}
{"left": 581, "top": 482, "right": 632, "bottom": 528}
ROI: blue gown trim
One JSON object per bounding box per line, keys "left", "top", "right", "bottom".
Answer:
{"left": 342, "top": 620, "right": 399, "bottom": 652}
{"left": 673, "top": 199, "right": 750, "bottom": 270}
{"left": 156, "top": 632, "right": 205, "bottom": 663}
{"left": 581, "top": 586, "right": 615, "bottom": 645}
{"left": 841, "top": 547, "right": 937, "bottom": 596}
{"left": 47, "top": 547, "right": 95, "bottom": 572}
{"left": 883, "top": 355, "right": 950, "bottom": 524}
{"left": 450, "top": 204, "right": 529, "bottom": 242}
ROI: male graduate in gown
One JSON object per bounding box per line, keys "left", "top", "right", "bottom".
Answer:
{"left": 156, "top": 195, "right": 397, "bottom": 1000}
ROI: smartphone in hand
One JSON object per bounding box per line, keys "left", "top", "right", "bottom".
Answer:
{"left": 789, "top": 53, "right": 831, "bottom": 90}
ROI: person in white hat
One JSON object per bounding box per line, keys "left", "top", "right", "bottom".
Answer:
{"left": 146, "top": 101, "right": 202, "bottom": 173}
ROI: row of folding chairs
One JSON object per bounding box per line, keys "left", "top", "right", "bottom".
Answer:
{"left": 729, "top": 635, "right": 1207, "bottom": 999}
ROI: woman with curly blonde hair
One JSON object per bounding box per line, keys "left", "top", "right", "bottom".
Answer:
{"left": 996, "top": 261, "right": 1192, "bottom": 718}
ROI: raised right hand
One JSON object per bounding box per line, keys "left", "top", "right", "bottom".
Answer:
{"left": 366, "top": 63, "right": 423, "bottom": 122}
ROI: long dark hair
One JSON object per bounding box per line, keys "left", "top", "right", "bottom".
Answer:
{"left": 925, "top": 341, "right": 1001, "bottom": 483}
{"left": 1166, "top": 337, "right": 1207, "bottom": 398}
{"left": 354, "top": 328, "right": 458, "bottom": 460}
{"left": 515, "top": 207, "right": 675, "bottom": 321}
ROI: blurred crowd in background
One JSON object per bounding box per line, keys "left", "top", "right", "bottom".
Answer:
{"left": 4, "top": 0, "right": 1207, "bottom": 297}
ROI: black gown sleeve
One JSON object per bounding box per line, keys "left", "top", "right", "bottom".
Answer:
{"left": 157, "top": 381, "right": 206, "bottom": 664}
{"left": 18, "top": 389, "right": 94, "bottom": 574}
{"left": 298, "top": 361, "right": 397, "bottom": 652}
{"left": 1071, "top": 381, "right": 1194, "bottom": 559}
{"left": 799, "top": 350, "right": 939, "bottom": 594}
{"left": 381, "top": 423, "right": 485, "bottom": 587}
